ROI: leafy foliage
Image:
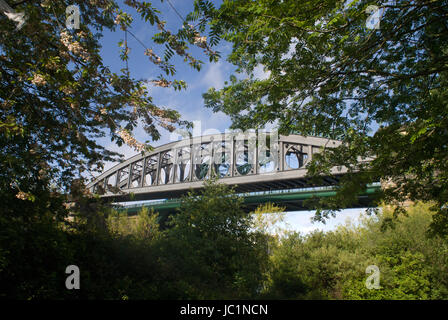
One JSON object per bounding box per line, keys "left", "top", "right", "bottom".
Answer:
{"left": 251, "top": 202, "right": 289, "bottom": 237}
{"left": 192, "top": 0, "right": 448, "bottom": 230}
{"left": 0, "top": 179, "right": 270, "bottom": 299}
{"left": 1, "top": 0, "right": 218, "bottom": 203}
{"left": 1, "top": 176, "right": 448, "bottom": 299}
{"left": 156, "top": 179, "right": 269, "bottom": 299}
{"left": 264, "top": 202, "right": 448, "bottom": 299}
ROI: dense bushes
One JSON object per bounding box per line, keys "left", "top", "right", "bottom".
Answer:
{"left": 0, "top": 180, "right": 269, "bottom": 299}
{"left": 1, "top": 180, "right": 448, "bottom": 299}
{"left": 264, "top": 203, "right": 448, "bottom": 299}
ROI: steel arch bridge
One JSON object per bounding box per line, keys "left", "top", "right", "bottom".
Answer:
{"left": 87, "top": 133, "right": 375, "bottom": 207}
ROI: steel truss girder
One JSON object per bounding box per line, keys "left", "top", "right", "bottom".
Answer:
{"left": 88, "top": 133, "right": 346, "bottom": 201}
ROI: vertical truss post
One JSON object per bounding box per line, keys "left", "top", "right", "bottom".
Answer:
{"left": 279, "top": 141, "right": 284, "bottom": 171}
{"left": 188, "top": 142, "right": 194, "bottom": 182}
{"left": 140, "top": 156, "right": 147, "bottom": 187}
{"left": 208, "top": 137, "right": 213, "bottom": 178}
{"left": 173, "top": 149, "right": 178, "bottom": 184}
{"left": 169, "top": 152, "right": 175, "bottom": 184}
{"left": 255, "top": 133, "right": 259, "bottom": 175}
{"left": 127, "top": 163, "right": 132, "bottom": 189}
{"left": 155, "top": 152, "right": 161, "bottom": 186}
{"left": 230, "top": 135, "right": 235, "bottom": 177}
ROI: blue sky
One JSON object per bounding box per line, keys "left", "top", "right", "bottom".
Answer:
{"left": 93, "top": 0, "right": 368, "bottom": 234}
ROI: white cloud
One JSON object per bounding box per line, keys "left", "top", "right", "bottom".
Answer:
{"left": 199, "top": 61, "right": 226, "bottom": 90}
{"left": 283, "top": 208, "right": 366, "bottom": 234}
{"left": 253, "top": 64, "right": 271, "bottom": 80}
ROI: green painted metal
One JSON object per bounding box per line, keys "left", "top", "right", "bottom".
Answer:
{"left": 114, "top": 183, "right": 381, "bottom": 215}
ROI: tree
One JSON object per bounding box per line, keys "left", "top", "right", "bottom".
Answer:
{"left": 192, "top": 0, "right": 448, "bottom": 230}
{"left": 106, "top": 206, "right": 161, "bottom": 241}
{"left": 157, "top": 179, "right": 269, "bottom": 299}
{"left": 340, "top": 202, "right": 446, "bottom": 299}
{"left": 0, "top": 0, "right": 219, "bottom": 299}
{"left": 1, "top": 0, "right": 218, "bottom": 205}
{"left": 135, "top": 206, "right": 161, "bottom": 241}
{"left": 265, "top": 202, "right": 448, "bottom": 300}
{"left": 252, "top": 202, "right": 290, "bottom": 238}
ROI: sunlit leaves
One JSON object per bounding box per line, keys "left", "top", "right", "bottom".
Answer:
{"left": 0, "top": 0, "right": 220, "bottom": 204}
{"left": 193, "top": 0, "right": 448, "bottom": 228}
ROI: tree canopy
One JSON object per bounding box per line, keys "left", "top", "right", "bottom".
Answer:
{"left": 193, "top": 0, "right": 448, "bottom": 230}
{"left": 1, "top": 0, "right": 219, "bottom": 205}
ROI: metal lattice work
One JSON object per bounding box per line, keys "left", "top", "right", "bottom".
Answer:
{"left": 88, "top": 133, "right": 345, "bottom": 202}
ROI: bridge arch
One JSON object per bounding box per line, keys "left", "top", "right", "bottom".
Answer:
{"left": 87, "top": 133, "right": 344, "bottom": 202}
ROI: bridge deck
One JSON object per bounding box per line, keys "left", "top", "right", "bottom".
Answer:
{"left": 113, "top": 183, "right": 380, "bottom": 215}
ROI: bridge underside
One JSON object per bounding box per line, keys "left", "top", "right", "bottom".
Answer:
{"left": 105, "top": 173, "right": 348, "bottom": 202}
{"left": 115, "top": 184, "right": 380, "bottom": 216}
